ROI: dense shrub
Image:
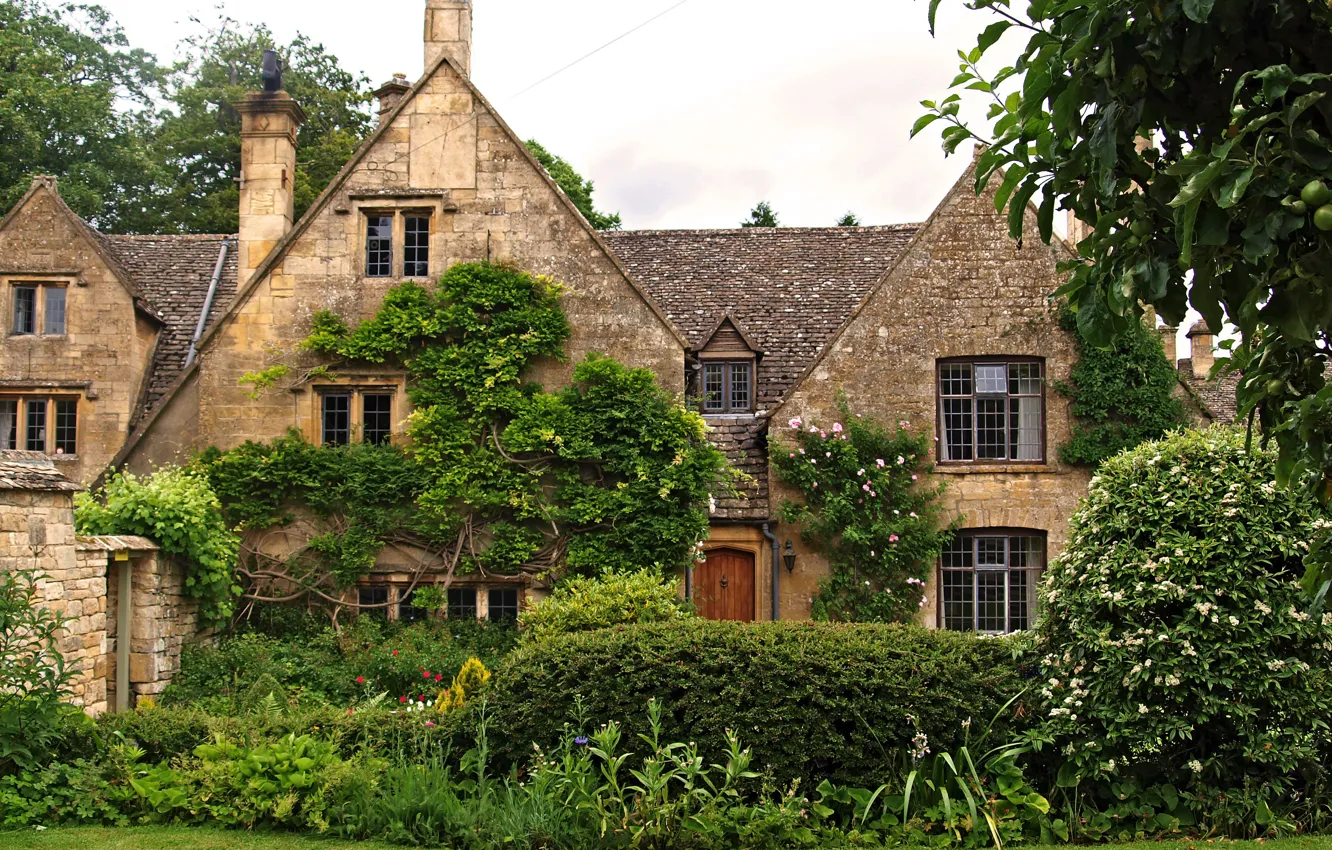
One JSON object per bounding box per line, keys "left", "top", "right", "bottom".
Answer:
{"left": 75, "top": 467, "right": 241, "bottom": 624}
{"left": 1034, "top": 428, "right": 1332, "bottom": 799}
{"left": 161, "top": 616, "right": 517, "bottom": 708}
{"left": 487, "top": 619, "right": 1028, "bottom": 787}
{"left": 517, "top": 570, "right": 692, "bottom": 641}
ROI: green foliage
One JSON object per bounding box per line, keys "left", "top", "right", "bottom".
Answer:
{"left": 487, "top": 619, "right": 1029, "bottom": 788}
{"left": 160, "top": 617, "right": 516, "bottom": 711}
{"left": 836, "top": 211, "right": 862, "bottom": 226}
{"left": 517, "top": 570, "right": 692, "bottom": 641}
{"left": 0, "top": 1, "right": 162, "bottom": 230}
{"left": 199, "top": 433, "right": 440, "bottom": 592}
{"left": 740, "top": 200, "right": 779, "bottom": 228}
{"left": 76, "top": 467, "right": 241, "bottom": 624}
{"left": 772, "top": 405, "right": 954, "bottom": 622}
{"left": 0, "top": 570, "right": 94, "bottom": 777}
{"left": 915, "top": 0, "right": 1332, "bottom": 588}
{"left": 271, "top": 262, "right": 727, "bottom": 587}
{"left": 146, "top": 16, "right": 372, "bottom": 233}
{"left": 1033, "top": 428, "right": 1332, "bottom": 803}
{"left": 236, "top": 365, "right": 292, "bottom": 400}
{"left": 524, "top": 139, "right": 622, "bottom": 231}
{"left": 1055, "top": 308, "right": 1190, "bottom": 467}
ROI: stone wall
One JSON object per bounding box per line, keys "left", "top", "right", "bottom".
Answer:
{"left": 104, "top": 546, "right": 204, "bottom": 703}
{"left": 771, "top": 160, "right": 1092, "bottom": 623}
{"left": 0, "top": 485, "right": 109, "bottom": 714}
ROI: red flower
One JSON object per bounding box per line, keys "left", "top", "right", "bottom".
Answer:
{"left": 399, "top": 696, "right": 408, "bottom": 704}
{"left": 423, "top": 670, "right": 432, "bottom": 679}
{"left": 434, "top": 673, "right": 444, "bottom": 682}
{"left": 355, "top": 676, "right": 365, "bottom": 685}
{"left": 418, "top": 695, "right": 425, "bottom": 702}
{"left": 392, "top": 650, "right": 398, "bottom": 656}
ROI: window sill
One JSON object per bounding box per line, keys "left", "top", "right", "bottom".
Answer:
{"left": 50, "top": 454, "right": 80, "bottom": 462}
{"left": 934, "top": 463, "right": 1047, "bottom": 474}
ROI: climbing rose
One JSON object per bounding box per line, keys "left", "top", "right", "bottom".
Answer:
{"left": 355, "top": 676, "right": 365, "bottom": 685}
{"left": 876, "top": 458, "right": 885, "bottom": 467}
{"left": 435, "top": 673, "right": 444, "bottom": 682}
{"left": 423, "top": 671, "right": 432, "bottom": 679}
{"left": 399, "top": 696, "right": 408, "bottom": 704}
{"left": 889, "top": 534, "right": 899, "bottom": 543}
{"left": 789, "top": 417, "right": 802, "bottom": 429}
{"left": 832, "top": 422, "right": 843, "bottom": 433}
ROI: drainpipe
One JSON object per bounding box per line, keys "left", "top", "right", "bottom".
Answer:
{"left": 761, "top": 522, "right": 780, "bottom": 621}
{"left": 184, "top": 238, "right": 231, "bottom": 368}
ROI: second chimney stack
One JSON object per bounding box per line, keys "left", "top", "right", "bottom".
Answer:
{"left": 425, "top": 0, "right": 472, "bottom": 76}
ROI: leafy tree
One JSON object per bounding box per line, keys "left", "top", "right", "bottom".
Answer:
{"left": 914, "top": 0, "right": 1332, "bottom": 596}
{"left": 147, "top": 16, "right": 372, "bottom": 234}
{"left": 524, "top": 139, "right": 621, "bottom": 231}
{"left": 741, "top": 201, "right": 779, "bottom": 228}
{"left": 836, "top": 211, "right": 861, "bottom": 226}
{"left": 1055, "top": 308, "right": 1190, "bottom": 467}
{"left": 0, "top": 1, "right": 163, "bottom": 230}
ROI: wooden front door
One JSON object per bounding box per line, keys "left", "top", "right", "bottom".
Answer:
{"left": 694, "top": 548, "right": 755, "bottom": 621}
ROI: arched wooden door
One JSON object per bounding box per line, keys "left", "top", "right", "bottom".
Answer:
{"left": 693, "top": 548, "right": 755, "bottom": 621}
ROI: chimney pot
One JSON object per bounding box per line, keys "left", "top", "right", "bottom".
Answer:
{"left": 373, "top": 74, "right": 412, "bottom": 126}
{"left": 425, "top": 0, "right": 472, "bottom": 77}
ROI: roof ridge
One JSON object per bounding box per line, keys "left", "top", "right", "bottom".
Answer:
{"left": 606, "top": 224, "right": 924, "bottom": 237}
{"left": 105, "top": 233, "right": 237, "bottom": 241}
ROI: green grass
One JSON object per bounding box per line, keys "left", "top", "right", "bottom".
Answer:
{"left": 3, "top": 830, "right": 1332, "bottom": 850}
{"left": 0, "top": 826, "right": 393, "bottom": 849}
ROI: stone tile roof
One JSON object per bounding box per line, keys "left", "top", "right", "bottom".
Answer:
{"left": 706, "top": 415, "right": 769, "bottom": 521}
{"left": 604, "top": 225, "right": 920, "bottom": 410}
{"left": 101, "top": 235, "right": 238, "bottom": 421}
{"left": 76, "top": 534, "right": 158, "bottom": 552}
{"left": 0, "top": 451, "right": 81, "bottom": 491}
{"left": 606, "top": 226, "right": 921, "bottom": 521}
{"left": 1178, "top": 360, "right": 1241, "bottom": 424}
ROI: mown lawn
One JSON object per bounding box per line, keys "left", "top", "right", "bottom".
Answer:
{"left": 3, "top": 831, "right": 1332, "bottom": 850}
{"left": 0, "top": 826, "right": 393, "bottom": 849}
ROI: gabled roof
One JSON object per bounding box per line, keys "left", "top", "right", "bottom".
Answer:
{"left": 696, "top": 311, "right": 763, "bottom": 356}
{"left": 115, "top": 44, "right": 690, "bottom": 464}
{"left": 603, "top": 225, "right": 920, "bottom": 411}
{"left": 102, "top": 234, "right": 237, "bottom": 418}
{"left": 0, "top": 177, "right": 163, "bottom": 323}
{"left": 1177, "top": 360, "right": 1241, "bottom": 423}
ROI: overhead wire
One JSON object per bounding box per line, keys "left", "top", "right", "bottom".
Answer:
{"left": 405, "top": 0, "right": 691, "bottom": 156}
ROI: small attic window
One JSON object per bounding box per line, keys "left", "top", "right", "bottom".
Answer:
{"left": 695, "top": 316, "right": 759, "bottom": 415}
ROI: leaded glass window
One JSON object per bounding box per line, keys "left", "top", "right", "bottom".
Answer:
{"left": 404, "top": 215, "right": 429, "bottom": 277}
{"left": 362, "top": 393, "right": 392, "bottom": 445}
{"left": 938, "top": 360, "right": 1044, "bottom": 462}
{"left": 54, "top": 399, "right": 76, "bottom": 454}
{"left": 322, "top": 393, "right": 351, "bottom": 446}
{"left": 44, "top": 287, "right": 66, "bottom": 335}
{"left": 488, "top": 588, "right": 519, "bottom": 621}
{"left": 448, "top": 587, "right": 477, "bottom": 619}
{"left": 365, "top": 215, "right": 393, "bottom": 277}
{"left": 698, "top": 361, "right": 753, "bottom": 413}
{"left": 25, "top": 399, "right": 46, "bottom": 452}
{"left": 12, "top": 286, "right": 35, "bottom": 334}
{"left": 940, "top": 531, "right": 1044, "bottom": 634}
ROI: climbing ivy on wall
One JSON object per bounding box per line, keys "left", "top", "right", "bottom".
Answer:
{"left": 772, "top": 402, "right": 955, "bottom": 623}
{"left": 200, "top": 262, "right": 730, "bottom": 612}
{"left": 1055, "top": 307, "right": 1190, "bottom": 468}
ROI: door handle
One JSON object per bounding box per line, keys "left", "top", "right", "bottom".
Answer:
{"left": 720, "top": 575, "right": 729, "bottom": 588}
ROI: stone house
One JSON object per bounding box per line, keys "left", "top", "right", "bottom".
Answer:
{"left": 0, "top": 0, "right": 1232, "bottom": 634}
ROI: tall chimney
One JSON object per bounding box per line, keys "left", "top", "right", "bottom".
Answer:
{"left": 373, "top": 74, "right": 411, "bottom": 126}
{"left": 1187, "top": 320, "right": 1215, "bottom": 379}
{"left": 1157, "top": 325, "right": 1177, "bottom": 366}
{"left": 425, "top": 0, "right": 472, "bottom": 76}
{"left": 233, "top": 82, "right": 306, "bottom": 287}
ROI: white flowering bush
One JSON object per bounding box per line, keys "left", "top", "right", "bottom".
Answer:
{"left": 1034, "top": 427, "right": 1332, "bottom": 795}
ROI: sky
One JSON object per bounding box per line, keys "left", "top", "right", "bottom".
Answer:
{"left": 92, "top": 0, "right": 1001, "bottom": 231}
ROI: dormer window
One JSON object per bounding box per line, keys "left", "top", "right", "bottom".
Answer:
{"left": 694, "top": 313, "right": 761, "bottom": 415}
{"left": 702, "top": 361, "right": 752, "bottom": 413}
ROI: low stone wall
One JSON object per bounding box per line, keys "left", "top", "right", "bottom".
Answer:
{"left": 1, "top": 451, "right": 203, "bottom": 714}
{"left": 104, "top": 544, "right": 204, "bottom": 703}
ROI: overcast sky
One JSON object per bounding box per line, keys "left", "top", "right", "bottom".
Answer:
{"left": 93, "top": 0, "right": 998, "bottom": 231}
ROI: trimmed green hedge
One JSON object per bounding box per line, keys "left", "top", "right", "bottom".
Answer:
{"left": 487, "top": 620, "right": 1030, "bottom": 787}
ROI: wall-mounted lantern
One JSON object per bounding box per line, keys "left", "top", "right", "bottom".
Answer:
{"left": 783, "top": 540, "right": 797, "bottom": 574}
